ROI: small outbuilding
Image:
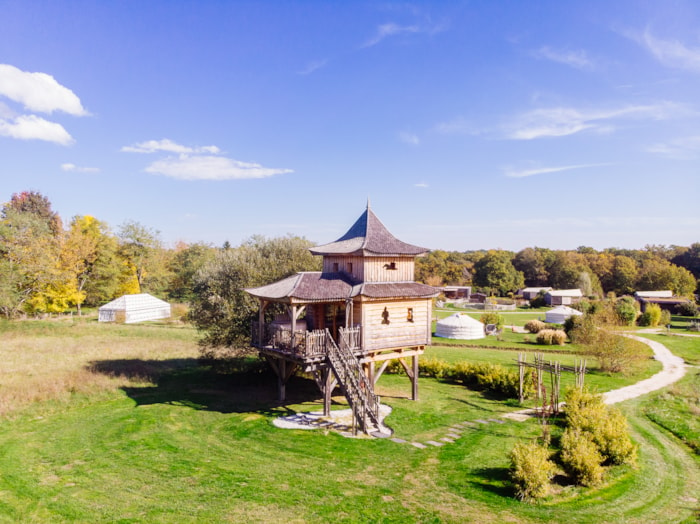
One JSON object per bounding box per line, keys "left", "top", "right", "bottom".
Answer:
{"left": 545, "top": 305, "right": 582, "bottom": 324}
{"left": 435, "top": 313, "right": 485, "bottom": 340}
{"left": 545, "top": 289, "right": 583, "bottom": 306}
{"left": 98, "top": 293, "right": 171, "bottom": 324}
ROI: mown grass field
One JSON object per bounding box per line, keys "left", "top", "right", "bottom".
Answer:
{"left": 0, "top": 318, "right": 698, "bottom": 522}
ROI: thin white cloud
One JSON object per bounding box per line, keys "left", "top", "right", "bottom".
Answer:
{"left": 297, "top": 59, "right": 328, "bottom": 75}
{"left": 0, "top": 64, "right": 88, "bottom": 116}
{"left": 361, "top": 21, "right": 444, "bottom": 48}
{"left": 534, "top": 46, "right": 594, "bottom": 70}
{"left": 638, "top": 29, "right": 700, "bottom": 73}
{"left": 121, "top": 138, "right": 220, "bottom": 154}
{"left": 504, "top": 163, "right": 610, "bottom": 178}
{"left": 61, "top": 163, "right": 100, "bottom": 173}
{"left": 414, "top": 182, "right": 429, "bottom": 188}
{"left": 399, "top": 131, "right": 420, "bottom": 145}
{"left": 505, "top": 102, "right": 686, "bottom": 140}
{"left": 145, "top": 155, "right": 293, "bottom": 181}
{"left": 648, "top": 135, "right": 700, "bottom": 159}
{"left": 433, "top": 117, "right": 478, "bottom": 135}
{"left": 0, "top": 114, "right": 73, "bottom": 145}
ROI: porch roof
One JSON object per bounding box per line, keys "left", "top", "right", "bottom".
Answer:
{"left": 245, "top": 272, "right": 355, "bottom": 302}
{"left": 245, "top": 272, "right": 439, "bottom": 302}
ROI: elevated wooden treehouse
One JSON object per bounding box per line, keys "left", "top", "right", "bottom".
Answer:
{"left": 246, "top": 204, "right": 437, "bottom": 434}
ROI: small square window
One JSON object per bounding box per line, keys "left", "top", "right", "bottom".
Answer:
{"left": 332, "top": 262, "right": 339, "bottom": 272}
{"left": 348, "top": 262, "right": 353, "bottom": 273}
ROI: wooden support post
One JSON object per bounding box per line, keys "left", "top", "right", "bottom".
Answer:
{"left": 412, "top": 354, "right": 419, "bottom": 401}
{"left": 373, "top": 360, "right": 390, "bottom": 385}
{"left": 278, "top": 359, "right": 286, "bottom": 402}
{"left": 323, "top": 367, "right": 335, "bottom": 416}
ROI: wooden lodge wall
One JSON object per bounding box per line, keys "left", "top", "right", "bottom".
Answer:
{"left": 360, "top": 298, "right": 432, "bottom": 351}
{"left": 323, "top": 256, "right": 415, "bottom": 283}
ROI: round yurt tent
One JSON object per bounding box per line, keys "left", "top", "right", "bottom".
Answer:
{"left": 545, "top": 305, "right": 582, "bottom": 324}
{"left": 98, "top": 293, "right": 171, "bottom": 324}
{"left": 435, "top": 313, "right": 485, "bottom": 340}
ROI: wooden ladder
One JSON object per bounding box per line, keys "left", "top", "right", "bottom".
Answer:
{"left": 325, "top": 329, "right": 383, "bottom": 435}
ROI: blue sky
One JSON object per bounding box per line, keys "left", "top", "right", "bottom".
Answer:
{"left": 0, "top": 1, "right": 698, "bottom": 251}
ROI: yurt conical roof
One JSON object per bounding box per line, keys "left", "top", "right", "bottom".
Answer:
{"left": 545, "top": 305, "right": 582, "bottom": 323}
{"left": 435, "top": 313, "right": 485, "bottom": 340}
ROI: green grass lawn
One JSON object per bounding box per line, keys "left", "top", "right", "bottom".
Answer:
{"left": 0, "top": 319, "right": 697, "bottom": 522}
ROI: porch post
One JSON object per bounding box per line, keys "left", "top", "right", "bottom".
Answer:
{"left": 278, "top": 359, "right": 286, "bottom": 401}
{"left": 258, "top": 299, "right": 266, "bottom": 346}
{"left": 323, "top": 367, "right": 333, "bottom": 416}
{"left": 412, "top": 354, "right": 419, "bottom": 401}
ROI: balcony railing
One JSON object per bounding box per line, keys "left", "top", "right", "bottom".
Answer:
{"left": 252, "top": 322, "right": 361, "bottom": 358}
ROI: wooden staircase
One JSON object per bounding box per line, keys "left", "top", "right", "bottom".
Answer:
{"left": 325, "top": 329, "right": 387, "bottom": 436}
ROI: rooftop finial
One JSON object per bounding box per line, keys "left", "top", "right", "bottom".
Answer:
{"left": 367, "top": 196, "right": 371, "bottom": 210}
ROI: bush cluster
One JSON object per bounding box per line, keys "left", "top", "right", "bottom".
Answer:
{"left": 564, "top": 388, "right": 637, "bottom": 467}
{"left": 536, "top": 329, "right": 567, "bottom": 345}
{"left": 509, "top": 441, "right": 556, "bottom": 501}
{"left": 414, "top": 358, "right": 531, "bottom": 399}
{"left": 560, "top": 428, "right": 605, "bottom": 486}
{"left": 614, "top": 296, "right": 639, "bottom": 326}
{"left": 524, "top": 319, "right": 546, "bottom": 333}
{"left": 637, "top": 303, "right": 662, "bottom": 327}
{"left": 509, "top": 387, "right": 637, "bottom": 501}
{"left": 675, "top": 301, "right": 699, "bottom": 317}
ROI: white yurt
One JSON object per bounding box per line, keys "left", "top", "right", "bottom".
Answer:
{"left": 435, "top": 313, "right": 485, "bottom": 340}
{"left": 98, "top": 293, "right": 171, "bottom": 324}
{"left": 545, "top": 305, "right": 582, "bottom": 324}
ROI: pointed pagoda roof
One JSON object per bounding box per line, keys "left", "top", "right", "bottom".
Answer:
{"left": 309, "top": 203, "right": 428, "bottom": 257}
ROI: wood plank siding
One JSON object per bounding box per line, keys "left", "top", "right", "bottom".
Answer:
{"left": 323, "top": 256, "right": 415, "bottom": 283}
{"left": 360, "top": 298, "right": 432, "bottom": 351}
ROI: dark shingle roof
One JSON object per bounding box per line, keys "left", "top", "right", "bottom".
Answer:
{"left": 309, "top": 205, "right": 428, "bottom": 257}
{"left": 246, "top": 272, "right": 438, "bottom": 302}
{"left": 245, "top": 272, "right": 355, "bottom": 302}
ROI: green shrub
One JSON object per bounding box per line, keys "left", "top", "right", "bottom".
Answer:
{"left": 560, "top": 428, "right": 605, "bottom": 487}
{"left": 564, "top": 388, "right": 637, "bottom": 466}
{"left": 660, "top": 309, "right": 671, "bottom": 326}
{"left": 525, "top": 319, "right": 546, "bottom": 333}
{"left": 586, "top": 330, "right": 645, "bottom": 373}
{"left": 509, "top": 441, "right": 556, "bottom": 501}
{"left": 418, "top": 358, "right": 451, "bottom": 379}
{"left": 638, "top": 303, "right": 662, "bottom": 327}
{"left": 536, "top": 329, "right": 567, "bottom": 345}
{"left": 614, "top": 297, "right": 638, "bottom": 326}
{"left": 675, "top": 301, "right": 699, "bottom": 317}
{"left": 591, "top": 407, "right": 637, "bottom": 466}
{"left": 566, "top": 314, "right": 596, "bottom": 344}
{"left": 480, "top": 312, "right": 504, "bottom": 329}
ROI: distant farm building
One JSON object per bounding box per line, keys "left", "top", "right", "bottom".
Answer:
{"left": 98, "top": 293, "right": 171, "bottom": 324}
{"left": 634, "top": 290, "right": 691, "bottom": 313}
{"left": 441, "top": 286, "right": 471, "bottom": 300}
{"left": 435, "top": 313, "right": 484, "bottom": 340}
{"left": 545, "top": 289, "right": 583, "bottom": 306}
{"left": 520, "top": 287, "right": 552, "bottom": 300}
{"left": 545, "top": 305, "right": 583, "bottom": 324}
{"left": 246, "top": 203, "right": 438, "bottom": 435}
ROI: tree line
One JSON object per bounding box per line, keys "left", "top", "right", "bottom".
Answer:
{"left": 1, "top": 190, "right": 697, "bottom": 321}
{"left": 416, "top": 245, "right": 699, "bottom": 298}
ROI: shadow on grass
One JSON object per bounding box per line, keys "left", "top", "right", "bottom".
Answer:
{"left": 87, "top": 358, "right": 327, "bottom": 416}
{"left": 467, "top": 467, "right": 513, "bottom": 497}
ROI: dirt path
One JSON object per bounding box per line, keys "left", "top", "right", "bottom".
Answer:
{"left": 602, "top": 334, "right": 687, "bottom": 405}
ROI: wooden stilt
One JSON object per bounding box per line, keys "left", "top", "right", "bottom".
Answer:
{"left": 412, "top": 354, "right": 419, "bottom": 401}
